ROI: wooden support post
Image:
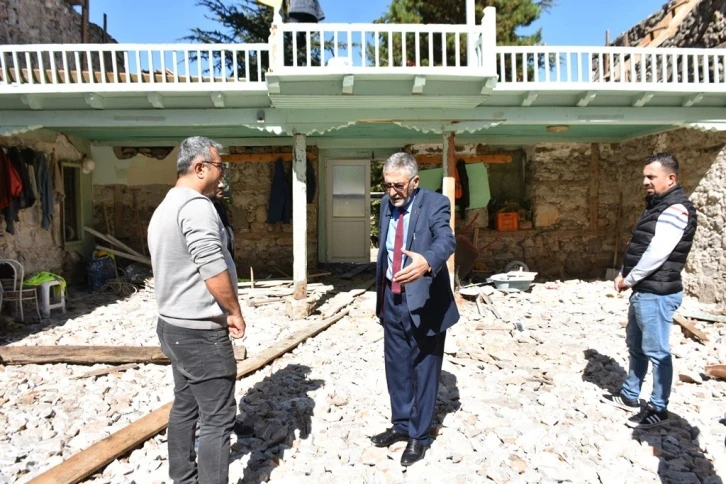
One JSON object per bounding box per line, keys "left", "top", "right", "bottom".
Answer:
{"left": 292, "top": 133, "right": 308, "bottom": 299}
{"left": 589, "top": 143, "right": 600, "bottom": 231}
{"left": 81, "top": 0, "right": 89, "bottom": 44}
{"left": 442, "top": 132, "right": 456, "bottom": 291}
{"left": 113, "top": 185, "right": 123, "bottom": 238}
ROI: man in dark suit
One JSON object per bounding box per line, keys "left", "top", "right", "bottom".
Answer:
{"left": 371, "top": 152, "right": 459, "bottom": 466}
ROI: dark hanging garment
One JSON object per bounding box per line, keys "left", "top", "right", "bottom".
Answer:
{"left": 288, "top": 0, "right": 325, "bottom": 22}
{"left": 34, "top": 152, "right": 54, "bottom": 230}
{"left": 306, "top": 160, "right": 316, "bottom": 204}
{"left": 267, "top": 159, "right": 292, "bottom": 224}
{"left": 455, "top": 159, "right": 470, "bottom": 219}
{"left": 9, "top": 147, "right": 36, "bottom": 209}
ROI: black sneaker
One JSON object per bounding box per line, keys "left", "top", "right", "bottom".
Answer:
{"left": 601, "top": 392, "right": 641, "bottom": 413}
{"left": 626, "top": 403, "right": 669, "bottom": 429}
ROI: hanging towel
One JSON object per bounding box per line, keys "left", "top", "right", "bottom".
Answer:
{"left": 0, "top": 149, "right": 23, "bottom": 234}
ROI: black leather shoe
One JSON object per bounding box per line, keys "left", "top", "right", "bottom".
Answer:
{"left": 370, "top": 428, "right": 408, "bottom": 447}
{"left": 400, "top": 438, "right": 429, "bottom": 466}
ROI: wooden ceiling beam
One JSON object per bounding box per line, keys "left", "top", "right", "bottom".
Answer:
{"left": 415, "top": 153, "right": 512, "bottom": 164}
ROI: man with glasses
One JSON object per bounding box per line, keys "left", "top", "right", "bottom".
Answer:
{"left": 370, "top": 152, "right": 459, "bottom": 466}
{"left": 148, "top": 136, "right": 245, "bottom": 484}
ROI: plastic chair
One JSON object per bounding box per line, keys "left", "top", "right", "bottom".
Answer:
{"left": 38, "top": 280, "right": 66, "bottom": 317}
{"left": 0, "top": 259, "right": 42, "bottom": 322}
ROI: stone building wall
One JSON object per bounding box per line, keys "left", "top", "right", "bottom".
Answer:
{"left": 91, "top": 146, "right": 319, "bottom": 277}
{"left": 473, "top": 129, "right": 726, "bottom": 298}
{"left": 611, "top": 0, "right": 726, "bottom": 48}
{"left": 0, "top": 0, "right": 115, "bottom": 45}
{"left": 0, "top": 131, "right": 88, "bottom": 278}
{"left": 226, "top": 147, "right": 319, "bottom": 275}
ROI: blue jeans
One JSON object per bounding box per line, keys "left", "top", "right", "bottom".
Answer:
{"left": 621, "top": 291, "right": 683, "bottom": 412}
{"left": 157, "top": 319, "right": 237, "bottom": 484}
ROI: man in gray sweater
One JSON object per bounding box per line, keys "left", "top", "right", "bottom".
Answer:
{"left": 148, "top": 136, "right": 245, "bottom": 484}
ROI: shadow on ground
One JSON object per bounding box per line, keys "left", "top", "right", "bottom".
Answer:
{"left": 583, "top": 349, "right": 721, "bottom": 484}
{"left": 229, "top": 363, "right": 323, "bottom": 484}
{"left": 0, "top": 285, "right": 139, "bottom": 346}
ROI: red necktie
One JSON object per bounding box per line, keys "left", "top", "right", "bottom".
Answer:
{"left": 391, "top": 209, "right": 405, "bottom": 294}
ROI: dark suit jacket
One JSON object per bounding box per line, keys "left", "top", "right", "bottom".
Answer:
{"left": 376, "top": 188, "right": 460, "bottom": 336}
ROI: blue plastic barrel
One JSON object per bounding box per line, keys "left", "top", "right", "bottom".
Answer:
{"left": 87, "top": 255, "right": 116, "bottom": 291}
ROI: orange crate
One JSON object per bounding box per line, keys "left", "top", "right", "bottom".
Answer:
{"left": 496, "top": 212, "right": 519, "bottom": 231}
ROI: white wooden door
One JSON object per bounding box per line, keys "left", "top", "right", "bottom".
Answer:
{"left": 326, "top": 159, "right": 370, "bottom": 263}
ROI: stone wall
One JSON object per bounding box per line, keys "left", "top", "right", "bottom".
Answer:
{"left": 0, "top": 131, "right": 88, "bottom": 280}
{"left": 0, "top": 0, "right": 115, "bottom": 45}
{"left": 91, "top": 146, "right": 319, "bottom": 277}
{"left": 227, "top": 147, "right": 319, "bottom": 275}
{"left": 474, "top": 129, "right": 726, "bottom": 298}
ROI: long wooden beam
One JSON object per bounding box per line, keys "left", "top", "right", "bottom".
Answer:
{"left": 0, "top": 346, "right": 245, "bottom": 365}
{"left": 415, "top": 153, "right": 512, "bottom": 164}
{"left": 27, "top": 306, "right": 355, "bottom": 484}
{"left": 222, "top": 152, "right": 314, "bottom": 163}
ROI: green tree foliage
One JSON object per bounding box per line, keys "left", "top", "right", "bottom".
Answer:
{"left": 372, "top": 0, "right": 554, "bottom": 73}
{"left": 185, "top": 0, "right": 330, "bottom": 79}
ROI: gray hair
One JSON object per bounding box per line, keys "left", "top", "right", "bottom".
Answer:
{"left": 383, "top": 152, "right": 418, "bottom": 178}
{"left": 177, "top": 136, "right": 224, "bottom": 176}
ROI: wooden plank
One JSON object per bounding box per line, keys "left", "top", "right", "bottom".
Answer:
{"left": 673, "top": 314, "right": 709, "bottom": 343}
{"left": 84, "top": 226, "right": 144, "bottom": 258}
{"left": 0, "top": 346, "right": 168, "bottom": 365}
{"left": 292, "top": 133, "right": 308, "bottom": 300}
{"left": 113, "top": 185, "right": 123, "bottom": 238}
{"left": 96, "top": 245, "right": 151, "bottom": 266}
{"left": 679, "top": 310, "right": 726, "bottom": 324}
{"left": 71, "top": 363, "right": 140, "bottom": 379}
{"left": 222, "top": 152, "right": 314, "bottom": 163}
{"left": 589, "top": 143, "right": 600, "bottom": 231}
{"left": 415, "top": 153, "right": 512, "bottom": 165}
{"left": 705, "top": 364, "right": 726, "bottom": 380}
{"left": 27, "top": 309, "right": 351, "bottom": 484}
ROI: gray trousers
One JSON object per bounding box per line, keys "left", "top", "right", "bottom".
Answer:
{"left": 157, "top": 319, "right": 237, "bottom": 484}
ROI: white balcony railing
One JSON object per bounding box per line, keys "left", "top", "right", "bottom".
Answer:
{"left": 495, "top": 46, "right": 726, "bottom": 88}
{"left": 1, "top": 15, "right": 725, "bottom": 96}
{"left": 275, "top": 22, "right": 487, "bottom": 71}
{"left": 0, "top": 43, "right": 270, "bottom": 93}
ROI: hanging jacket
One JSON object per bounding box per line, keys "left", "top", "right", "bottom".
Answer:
{"left": 267, "top": 159, "right": 292, "bottom": 224}
{"left": 306, "top": 159, "right": 316, "bottom": 204}
{"left": 622, "top": 185, "right": 697, "bottom": 294}
{"left": 0, "top": 149, "right": 23, "bottom": 234}
{"left": 10, "top": 147, "right": 37, "bottom": 209}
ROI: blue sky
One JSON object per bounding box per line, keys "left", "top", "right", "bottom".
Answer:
{"left": 85, "top": 0, "right": 666, "bottom": 45}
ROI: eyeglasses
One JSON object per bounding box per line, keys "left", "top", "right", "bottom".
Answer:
{"left": 381, "top": 176, "right": 415, "bottom": 192}
{"left": 204, "top": 161, "right": 225, "bottom": 174}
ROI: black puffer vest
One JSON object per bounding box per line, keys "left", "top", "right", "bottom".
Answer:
{"left": 622, "top": 185, "right": 697, "bottom": 295}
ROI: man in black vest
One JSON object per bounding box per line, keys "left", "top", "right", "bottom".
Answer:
{"left": 602, "top": 153, "right": 697, "bottom": 429}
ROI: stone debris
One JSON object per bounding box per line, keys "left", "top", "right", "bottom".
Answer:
{"left": 1, "top": 281, "right": 725, "bottom": 483}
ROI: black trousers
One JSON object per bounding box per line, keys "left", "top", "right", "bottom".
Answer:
{"left": 382, "top": 282, "right": 446, "bottom": 444}
{"left": 157, "top": 319, "right": 237, "bottom": 484}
